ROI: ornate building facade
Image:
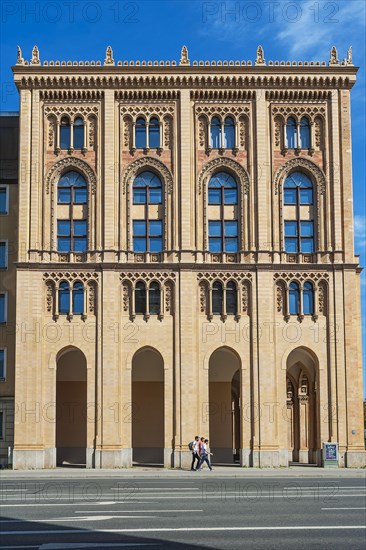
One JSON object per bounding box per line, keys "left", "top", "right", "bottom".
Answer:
{"left": 1, "top": 44, "right": 364, "bottom": 468}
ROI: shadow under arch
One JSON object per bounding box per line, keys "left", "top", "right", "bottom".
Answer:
{"left": 56, "top": 345, "right": 87, "bottom": 467}
{"left": 208, "top": 345, "right": 242, "bottom": 465}
{"left": 131, "top": 346, "right": 165, "bottom": 466}
{"left": 285, "top": 346, "right": 320, "bottom": 466}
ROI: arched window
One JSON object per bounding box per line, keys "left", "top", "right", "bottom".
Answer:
{"left": 72, "top": 282, "right": 84, "bottom": 314}
{"left": 286, "top": 117, "right": 297, "bottom": 148}
{"left": 303, "top": 282, "right": 314, "bottom": 315}
{"left": 299, "top": 117, "right": 310, "bottom": 148}
{"left": 59, "top": 282, "right": 70, "bottom": 314}
{"left": 57, "top": 171, "right": 87, "bottom": 253}
{"left": 226, "top": 281, "right": 237, "bottom": 315}
{"left": 148, "top": 117, "right": 160, "bottom": 148}
{"left": 284, "top": 172, "right": 314, "bottom": 253}
{"left": 135, "top": 117, "right": 146, "bottom": 149}
{"left": 135, "top": 281, "right": 146, "bottom": 314}
{"left": 223, "top": 117, "right": 235, "bottom": 148}
{"left": 73, "top": 117, "right": 84, "bottom": 149}
{"left": 289, "top": 282, "right": 300, "bottom": 315}
{"left": 208, "top": 172, "right": 238, "bottom": 253}
{"left": 210, "top": 117, "right": 221, "bottom": 148}
{"left": 60, "top": 116, "right": 71, "bottom": 149}
{"left": 212, "top": 281, "right": 223, "bottom": 314}
{"left": 149, "top": 282, "right": 160, "bottom": 315}
{"left": 133, "top": 171, "right": 162, "bottom": 204}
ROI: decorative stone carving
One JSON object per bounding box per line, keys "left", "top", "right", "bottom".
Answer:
{"left": 164, "top": 116, "right": 172, "bottom": 148}
{"left": 198, "top": 116, "right": 206, "bottom": 148}
{"left": 180, "top": 45, "right": 190, "bottom": 66}
{"left": 318, "top": 282, "right": 327, "bottom": 314}
{"left": 88, "top": 282, "right": 96, "bottom": 314}
{"left": 44, "top": 272, "right": 98, "bottom": 284}
{"left": 273, "top": 157, "right": 326, "bottom": 195}
{"left": 120, "top": 104, "right": 175, "bottom": 119}
{"left": 276, "top": 283, "right": 283, "bottom": 312}
{"left": 347, "top": 45, "right": 353, "bottom": 65}
{"left": 120, "top": 272, "right": 176, "bottom": 285}
{"left": 198, "top": 272, "right": 252, "bottom": 284}
{"left": 274, "top": 272, "right": 329, "bottom": 284}
{"left": 88, "top": 116, "right": 96, "bottom": 149}
{"left": 122, "top": 281, "right": 129, "bottom": 312}
{"left": 48, "top": 117, "right": 55, "bottom": 148}
{"left": 272, "top": 105, "right": 326, "bottom": 120}
{"left": 30, "top": 45, "right": 40, "bottom": 65}
{"left": 44, "top": 105, "right": 99, "bottom": 119}
{"left": 195, "top": 105, "right": 250, "bottom": 119}
{"left": 165, "top": 282, "right": 173, "bottom": 313}
{"left": 46, "top": 281, "right": 53, "bottom": 313}
{"left": 198, "top": 157, "right": 250, "bottom": 195}
{"left": 199, "top": 282, "right": 207, "bottom": 313}
{"left": 329, "top": 46, "right": 339, "bottom": 66}
{"left": 121, "top": 156, "right": 173, "bottom": 194}
{"left": 239, "top": 115, "right": 248, "bottom": 149}
{"left": 314, "top": 117, "right": 322, "bottom": 148}
{"left": 274, "top": 117, "right": 281, "bottom": 148}
{"left": 242, "top": 283, "right": 249, "bottom": 313}
{"left": 255, "top": 45, "right": 265, "bottom": 66}
{"left": 104, "top": 46, "right": 115, "bottom": 66}
{"left": 16, "top": 45, "right": 24, "bottom": 65}
{"left": 46, "top": 157, "right": 97, "bottom": 194}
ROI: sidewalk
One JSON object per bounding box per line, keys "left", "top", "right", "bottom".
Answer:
{"left": 1, "top": 466, "right": 365, "bottom": 479}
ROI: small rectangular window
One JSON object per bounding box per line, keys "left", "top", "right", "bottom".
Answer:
{"left": 58, "top": 188, "right": 71, "bottom": 204}
{"left": 0, "top": 293, "right": 7, "bottom": 324}
{"left": 284, "top": 188, "right": 297, "bottom": 204}
{"left": 0, "top": 186, "right": 9, "bottom": 214}
{"left": 0, "top": 241, "right": 7, "bottom": 269}
{"left": 57, "top": 220, "right": 71, "bottom": 252}
{"left": 284, "top": 221, "right": 298, "bottom": 236}
{"left": 133, "top": 188, "right": 147, "bottom": 204}
{"left": 224, "top": 188, "right": 237, "bottom": 204}
{"left": 300, "top": 188, "right": 313, "bottom": 205}
{"left": 208, "top": 189, "right": 221, "bottom": 204}
{"left": 0, "top": 349, "right": 6, "bottom": 380}
{"left": 149, "top": 220, "right": 163, "bottom": 252}
{"left": 74, "top": 187, "right": 87, "bottom": 204}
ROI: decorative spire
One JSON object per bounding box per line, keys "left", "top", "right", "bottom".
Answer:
{"left": 30, "top": 45, "right": 40, "bottom": 65}
{"left": 16, "top": 45, "right": 24, "bottom": 65}
{"left": 347, "top": 45, "right": 353, "bottom": 65}
{"left": 255, "top": 45, "right": 266, "bottom": 65}
{"left": 104, "top": 45, "right": 115, "bottom": 66}
{"left": 179, "top": 45, "right": 190, "bottom": 66}
{"left": 329, "top": 46, "right": 339, "bottom": 66}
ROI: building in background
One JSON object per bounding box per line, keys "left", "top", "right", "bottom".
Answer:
{"left": 1, "top": 45, "right": 364, "bottom": 469}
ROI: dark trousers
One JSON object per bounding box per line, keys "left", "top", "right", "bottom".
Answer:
{"left": 197, "top": 453, "right": 212, "bottom": 470}
{"left": 191, "top": 452, "right": 200, "bottom": 470}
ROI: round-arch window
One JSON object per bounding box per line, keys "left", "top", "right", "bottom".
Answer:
{"left": 58, "top": 171, "right": 87, "bottom": 204}
{"left": 133, "top": 171, "right": 162, "bottom": 204}
{"left": 208, "top": 172, "right": 238, "bottom": 205}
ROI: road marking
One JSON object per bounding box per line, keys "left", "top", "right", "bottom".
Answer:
{"left": 39, "top": 544, "right": 159, "bottom": 549}
{"left": 1, "top": 525, "right": 365, "bottom": 535}
{"left": 0, "top": 501, "right": 160, "bottom": 508}
{"left": 322, "top": 507, "right": 366, "bottom": 510}
{"left": 110, "top": 487, "right": 199, "bottom": 491}
{"left": 74, "top": 509, "right": 203, "bottom": 513}
{"left": 0, "top": 516, "right": 158, "bottom": 523}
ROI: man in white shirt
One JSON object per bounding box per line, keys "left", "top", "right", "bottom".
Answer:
{"left": 191, "top": 435, "right": 200, "bottom": 471}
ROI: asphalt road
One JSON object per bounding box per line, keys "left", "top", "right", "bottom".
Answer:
{"left": 1, "top": 473, "right": 366, "bottom": 549}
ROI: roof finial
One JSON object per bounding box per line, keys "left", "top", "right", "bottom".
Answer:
{"left": 255, "top": 45, "right": 266, "bottom": 66}
{"left": 16, "top": 45, "right": 24, "bottom": 65}
{"left": 30, "top": 45, "right": 40, "bottom": 65}
{"left": 347, "top": 45, "right": 353, "bottom": 65}
{"left": 179, "top": 45, "right": 190, "bottom": 66}
{"left": 329, "top": 46, "right": 339, "bottom": 66}
{"left": 104, "top": 45, "right": 115, "bottom": 66}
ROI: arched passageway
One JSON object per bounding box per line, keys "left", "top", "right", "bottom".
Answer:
{"left": 56, "top": 347, "right": 87, "bottom": 466}
{"left": 286, "top": 347, "right": 319, "bottom": 465}
{"left": 209, "top": 347, "right": 241, "bottom": 464}
{"left": 132, "top": 347, "right": 164, "bottom": 465}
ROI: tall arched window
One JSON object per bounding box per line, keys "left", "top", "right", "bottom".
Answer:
{"left": 135, "top": 117, "right": 146, "bottom": 149}
{"left": 303, "top": 282, "right": 314, "bottom": 315}
{"left": 135, "top": 282, "right": 146, "bottom": 314}
{"left": 299, "top": 117, "right": 310, "bottom": 148}
{"left": 149, "top": 282, "right": 160, "bottom": 315}
{"left": 212, "top": 281, "right": 223, "bottom": 314}
{"left": 210, "top": 117, "right": 221, "bottom": 148}
{"left": 133, "top": 171, "right": 162, "bottom": 204}
{"left": 59, "top": 282, "right": 70, "bottom": 314}
{"left": 57, "top": 171, "right": 87, "bottom": 253}
{"left": 133, "top": 171, "right": 163, "bottom": 253}
{"left": 226, "top": 281, "right": 237, "bottom": 315}
{"left": 286, "top": 117, "right": 297, "bottom": 148}
{"left": 148, "top": 117, "right": 160, "bottom": 148}
{"left": 223, "top": 117, "right": 235, "bottom": 148}
{"left": 60, "top": 116, "right": 71, "bottom": 149}
{"left": 72, "top": 282, "right": 84, "bottom": 315}
{"left": 289, "top": 282, "right": 300, "bottom": 315}
{"left": 284, "top": 172, "right": 314, "bottom": 253}
{"left": 73, "top": 117, "right": 84, "bottom": 149}
{"left": 208, "top": 172, "right": 238, "bottom": 253}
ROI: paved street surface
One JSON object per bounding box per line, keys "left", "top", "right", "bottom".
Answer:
{"left": 1, "top": 469, "right": 365, "bottom": 549}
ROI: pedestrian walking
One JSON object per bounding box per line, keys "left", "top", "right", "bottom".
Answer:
{"left": 190, "top": 435, "right": 200, "bottom": 471}
{"left": 196, "top": 438, "right": 213, "bottom": 471}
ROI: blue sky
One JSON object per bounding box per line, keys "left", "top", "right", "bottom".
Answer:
{"left": 1, "top": 0, "right": 365, "bottom": 394}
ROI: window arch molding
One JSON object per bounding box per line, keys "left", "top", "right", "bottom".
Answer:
{"left": 273, "top": 158, "right": 326, "bottom": 253}
{"left": 198, "top": 157, "right": 250, "bottom": 253}
{"left": 122, "top": 157, "right": 173, "bottom": 252}
{"left": 46, "top": 158, "right": 97, "bottom": 254}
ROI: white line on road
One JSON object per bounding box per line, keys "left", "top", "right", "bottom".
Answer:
{"left": 109, "top": 487, "right": 199, "bottom": 491}
{"left": 39, "top": 544, "right": 159, "bottom": 549}
{"left": 321, "top": 507, "right": 366, "bottom": 510}
{"left": 0, "top": 516, "right": 158, "bottom": 523}
{"left": 74, "top": 510, "right": 203, "bottom": 513}
{"left": 1, "top": 525, "right": 366, "bottom": 535}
